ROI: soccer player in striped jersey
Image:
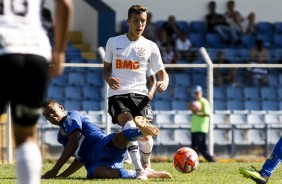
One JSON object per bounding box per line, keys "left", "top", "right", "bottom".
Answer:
{"left": 0, "top": 1, "right": 72, "bottom": 184}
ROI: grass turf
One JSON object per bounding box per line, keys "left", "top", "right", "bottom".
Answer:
{"left": 0, "top": 161, "right": 281, "bottom": 184}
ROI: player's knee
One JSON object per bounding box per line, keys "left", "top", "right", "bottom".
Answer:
{"left": 138, "top": 137, "right": 153, "bottom": 153}
{"left": 117, "top": 112, "right": 133, "bottom": 127}
{"left": 127, "top": 141, "right": 139, "bottom": 150}
{"left": 139, "top": 135, "right": 151, "bottom": 141}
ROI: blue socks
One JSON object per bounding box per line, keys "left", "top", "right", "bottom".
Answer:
{"left": 261, "top": 136, "right": 282, "bottom": 177}
{"left": 123, "top": 128, "right": 143, "bottom": 141}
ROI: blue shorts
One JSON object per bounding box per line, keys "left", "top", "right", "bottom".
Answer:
{"left": 86, "top": 133, "right": 126, "bottom": 178}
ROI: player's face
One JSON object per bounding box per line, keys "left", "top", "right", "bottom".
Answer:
{"left": 194, "top": 92, "right": 202, "bottom": 100}
{"left": 128, "top": 12, "right": 147, "bottom": 39}
{"left": 43, "top": 103, "right": 65, "bottom": 125}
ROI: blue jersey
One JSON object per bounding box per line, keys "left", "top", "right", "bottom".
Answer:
{"left": 57, "top": 111, "right": 107, "bottom": 165}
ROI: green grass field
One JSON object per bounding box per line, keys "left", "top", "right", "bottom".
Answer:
{"left": 0, "top": 161, "right": 282, "bottom": 184}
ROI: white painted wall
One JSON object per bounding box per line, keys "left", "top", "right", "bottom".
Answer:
{"left": 45, "top": 0, "right": 282, "bottom": 49}
{"left": 44, "top": 0, "right": 97, "bottom": 50}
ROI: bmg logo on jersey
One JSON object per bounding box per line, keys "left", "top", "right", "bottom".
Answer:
{"left": 116, "top": 59, "right": 140, "bottom": 70}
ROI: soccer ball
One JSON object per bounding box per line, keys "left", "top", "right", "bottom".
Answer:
{"left": 173, "top": 147, "right": 199, "bottom": 173}
{"left": 191, "top": 101, "right": 202, "bottom": 111}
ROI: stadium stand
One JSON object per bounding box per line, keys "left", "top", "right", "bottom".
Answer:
{"left": 68, "top": 72, "right": 86, "bottom": 86}
{"left": 274, "top": 34, "right": 282, "bottom": 47}
{"left": 206, "top": 33, "right": 223, "bottom": 48}
{"left": 189, "top": 21, "right": 206, "bottom": 34}
{"left": 42, "top": 129, "right": 61, "bottom": 147}
{"left": 189, "top": 33, "right": 206, "bottom": 48}
{"left": 47, "top": 86, "right": 65, "bottom": 102}
{"left": 244, "top": 100, "right": 261, "bottom": 111}
{"left": 214, "top": 100, "right": 226, "bottom": 111}
{"left": 174, "top": 129, "right": 191, "bottom": 145}
{"left": 158, "top": 129, "right": 176, "bottom": 146}
{"left": 240, "top": 34, "right": 256, "bottom": 48}
{"left": 82, "top": 100, "right": 100, "bottom": 111}
{"left": 213, "top": 129, "right": 231, "bottom": 145}
{"left": 213, "top": 87, "right": 226, "bottom": 101}
{"left": 173, "top": 113, "right": 192, "bottom": 127}
{"left": 274, "top": 22, "right": 282, "bottom": 34}
{"left": 226, "top": 100, "right": 244, "bottom": 111}
{"left": 171, "top": 100, "right": 188, "bottom": 111}
{"left": 64, "top": 100, "right": 82, "bottom": 110}
{"left": 256, "top": 21, "right": 274, "bottom": 34}
{"left": 248, "top": 129, "right": 265, "bottom": 145}
{"left": 82, "top": 86, "right": 101, "bottom": 101}
{"left": 261, "top": 101, "right": 279, "bottom": 111}
{"left": 173, "top": 86, "right": 189, "bottom": 100}
{"left": 65, "top": 86, "right": 82, "bottom": 100}
{"left": 243, "top": 87, "right": 260, "bottom": 101}
{"left": 226, "top": 87, "right": 243, "bottom": 101}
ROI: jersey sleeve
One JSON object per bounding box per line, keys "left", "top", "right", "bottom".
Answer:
{"left": 202, "top": 98, "right": 211, "bottom": 115}
{"left": 104, "top": 37, "right": 114, "bottom": 63}
{"left": 62, "top": 111, "right": 82, "bottom": 136}
{"left": 146, "top": 68, "right": 154, "bottom": 77}
{"left": 149, "top": 42, "right": 165, "bottom": 74}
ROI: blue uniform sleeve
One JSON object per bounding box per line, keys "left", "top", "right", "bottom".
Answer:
{"left": 61, "top": 111, "right": 83, "bottom": 136}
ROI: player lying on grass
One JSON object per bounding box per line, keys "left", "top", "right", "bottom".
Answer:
{"left": 239, "top": 135, "right": 282, "bottom": 184}
{"left": 41, "top": 99, "right": 171, "bottom": 179}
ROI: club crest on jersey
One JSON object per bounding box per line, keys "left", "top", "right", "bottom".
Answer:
{"left": 136, "top": 47, "right": 146, "bottom": 57}
{"left": 66, "top": 116, "right": 72, "bottom": 126}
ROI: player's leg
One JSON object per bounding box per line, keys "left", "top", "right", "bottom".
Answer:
{"left": 132, "top": 94, "right": 158, "bottom": 170}
{"left": 87, "top": 134, "right": 136, "bottom": 179}
{"left": 191, "top": 132, "right": 200, "bottom": 156}
{"left": 123, "top": 150, "right": 132, "bottom": 164}
{"left": 108, "top": 96, "right": 146, "bottom": 179}
{"left": 10, "top": 54, "right": 49, "bottom": 184}
{"left": 121, "top": 116, "right": 147, "bottom": 180}
{"left": 13, "top": 124, "right": 42, "bottom": 184}
{"left": 138, "top": 136, "right": 153, "bottom": 169}
{"left": 239, "top": 136, "right": 282, "bottom": 183}
{"left": 93, "top": 166, "right": 136, "bottom": 179}
{"left": 112, "top": 130, "right": 171, "bottom": 179}
{"left": 260, "top": 136, "right": 282, "bottom": 177}
{"left": 198, "top": 133, "right": 215, "bottom": 162}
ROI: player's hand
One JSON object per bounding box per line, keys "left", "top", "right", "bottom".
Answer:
{"left": 41, "top": 169, "right": 58, "bottom": 179}
{"left": 108, "top": 77, "right": 120, "bottom": 90}
{"left": 49, "top": 51, "right": 66, "bottom": 79}
{"left": 156, "top": 81, "right": 168, "bottom": 93}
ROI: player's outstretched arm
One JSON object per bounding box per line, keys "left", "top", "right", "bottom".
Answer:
{"left": 57, "top": 159, "right": 84, "bottom": 178}
{"left": 156, "top": 69, "right": 169, "bottom": 93}
{"left": 42, "top": 130, "right": 81, "bottom": 179}
{"left": 50, "top": 0, "right": 73, "bottom": 78}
